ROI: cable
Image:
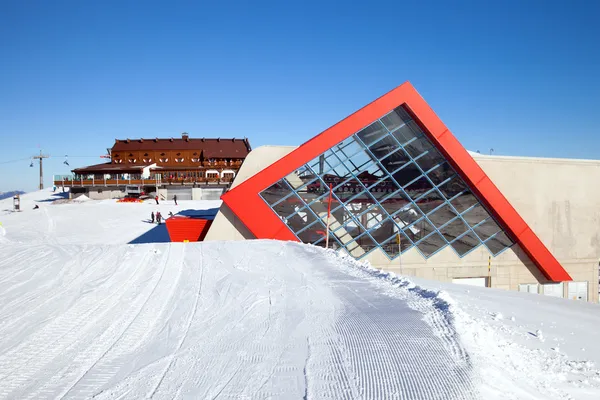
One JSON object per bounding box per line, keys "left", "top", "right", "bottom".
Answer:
{"left": 0, "top": 157, "right": 30, "bottom": 165}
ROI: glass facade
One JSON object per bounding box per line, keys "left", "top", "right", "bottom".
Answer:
{"left": 259, "top": 105, "right": 515, "bottom": 260}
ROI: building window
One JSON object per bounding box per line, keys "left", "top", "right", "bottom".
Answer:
{"left": 258, "top": 105, "right": 514, "bottom": 260}
{"left": 175, "top": 158, "right": 184, "bottom": 163}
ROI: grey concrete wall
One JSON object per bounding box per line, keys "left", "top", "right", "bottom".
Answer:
{"left": 87, "top": 189, "right": 126, "bottom": 200}
{"left": 204, "top": 146, "right": 297, "bottom": 242}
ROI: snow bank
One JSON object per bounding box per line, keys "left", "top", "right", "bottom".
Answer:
{"left": 71, "top": 194, "right": 90, "bottom": 203}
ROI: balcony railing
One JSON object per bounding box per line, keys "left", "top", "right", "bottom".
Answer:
{"left": 53, "top": 174, "right": 235, "bottom": 187}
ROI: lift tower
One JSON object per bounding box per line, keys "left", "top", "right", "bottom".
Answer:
{"left": 32, "top": 150, "right": 50, "bottom": 190}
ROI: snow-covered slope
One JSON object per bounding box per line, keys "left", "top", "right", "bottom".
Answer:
{"left": 0, "top": 189, "right": 599, "bottom": 399}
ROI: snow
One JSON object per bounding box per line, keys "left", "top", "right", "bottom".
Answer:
{"left": 0, "top": 189, "right": 599, "bottom": 399}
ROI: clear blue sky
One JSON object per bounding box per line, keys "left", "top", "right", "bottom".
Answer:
{"left": 1, "top": 0, "right": 599, "bottom": 192}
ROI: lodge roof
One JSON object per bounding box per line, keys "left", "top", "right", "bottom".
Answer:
{"left": 111, "top": 137, "right": 252, "bottom": 158}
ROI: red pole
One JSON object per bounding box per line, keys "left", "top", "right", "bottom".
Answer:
{"left": 325, "top": 183, "right": 333, "bottom": 249}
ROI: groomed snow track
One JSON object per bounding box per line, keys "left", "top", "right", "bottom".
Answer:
{"left": 0, "top": 240, "right": 476, "bottom": 399}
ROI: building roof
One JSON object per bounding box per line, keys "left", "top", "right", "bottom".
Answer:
{"left": 111, "top": 137, "right": 252, "bottom": 158}
{"left": 72, "top": 162, "right": 152, "bottom": 174}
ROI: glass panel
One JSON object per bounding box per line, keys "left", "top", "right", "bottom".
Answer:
{"left": 356, "top": 121, "right": 388, "bottom": 146}
{"left": 462, "top": 203, "right": 490, "bottom": 228}
{"left": 392, "top": 120, "right": 423, "bottom": 145}
{"left": 271, "top": 193, "right": 302, "bottom": 220}
{"left": 284, "top": 165, "right": 315, "bottom": 189}
{"left": 345, "top": 149, "right": 377, "bottom": 175}
{"left": 380, "top": 148, "right": 411, "bottom": 173}
{"left": 391, "top": 162, "right": 423, "bottom": 187}
{"left": 450, "top": 231, "right": 481, "bottom": 256}
{"left": 346, "top": 234, "right": 377, "bottom": 255}
{"left": 416, "top": 232, "right": 446, "bottom": 257}
{"left": 295, "top": 178, "right": 325, "bottom": 204}
{"left": 404, "top": 176, "right": 433, "bottom": 200}
{"left": 367, "top": 178, "right": 400, "bottom": 200}
{"left": 428, "top": 163, "right": 454, "bottom": 186}
{"left": 359, "top": 206, "right": 385, "bottom": 230}
{"left": 439, "top": 217, "right": 469, "bottom": 243}
{"left": 368, "top": 217, "right": 398, "bottom": 245}
{"left": 355, "top": 161, "right": 386, "bottom": 188}
{"left": 427, "top": 204, "right": 459, "bottom": 228}
{"left": 331, "top": 137, "right": 365, "bottom": 161}
{"left": 321, "top": 163, "right": 352, "bottom": 187}
{"left": 379, "top": 190, "right": 410, "bottom": 216}
{"left": 485, "top": 232, "right": 513, "bottom": 255}
{"left": 368, "top": 136, "right": 400, "bottom": 160}
{"left": 439, "top": 175, "right": 470, "bottom": 200}
{"left": 260, "top": 180, "right": 292, "bottom": 205}
{"left": 381, "top": 232, "right": 411, "bottom": 258}
{"left": 330, "top": 205, "right": 362, "bottom": 239}
{"left": 414, "top": 148, "right": 445, "bottom": 173}
{"left": 307, "top": 154, "right": 336, "bottom": 176}
{"left": 333, "top": 177, "right": 362, "bottom": 202}
{"left": 381, "top": 107, "right": 411, "bottom": 132}
{"left": 474, "top": 218, "right": 502, "bottom": 241}
{"left": 296, "top": 220, "right": 326, "bottom": 244}
{"left": 415, "top": 190, "right": 445, "bottom": 215}
{"left": 347, "top": 190, "right": 377, "bottom": 211}
{"left": 404, "top": 218, "right": 435, "bottom": 244}
{"left": 287, "top": 207, "right": 319, "bottom": 233}
{"left": 404, "top": 136, "right": 434, "bottom": 160}
{"left": 449, "top": 190, "right": 478, "bottom": 214}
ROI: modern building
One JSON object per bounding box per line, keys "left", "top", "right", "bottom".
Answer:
{"left": 206, "top": 82, "right": 600, "bottom": 302}
{"left": 53, "top": 133, "right": 251, "bottom": 200}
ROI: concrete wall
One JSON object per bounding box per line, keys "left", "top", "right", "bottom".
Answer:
{"left": 204, "top": 146, "right": 297, "bottom": 241}
{"left": 86, "top": 189, "right": 126, "bottom": 200}
{"left": 205, "top": 146, "right": 600, "bottom": 302}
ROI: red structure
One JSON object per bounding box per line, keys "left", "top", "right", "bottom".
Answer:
{"left": 221, "top": 82, "right": 571, "bottom": 282}
{"left": 165, "top": 216, "right": 212, "bottom": 242}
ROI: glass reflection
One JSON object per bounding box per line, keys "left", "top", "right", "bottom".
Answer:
{"left": 484, "top": 232, "right": 513, "bottom": 255}
{"left": 380, "top": 148, "right": 411, "bottom": 173}
{"left": 427, "top": 203, "right": 459, "bottom": 228}
{"left": 450, "top": 231, "right": 480, "bottom": 256}
{"left": 428, "top": 163, "right": 454, "bottom": 186}
{"left": 356, "top": 121, "right": 388, "bottom": 145}
{"left": 260, "top": 180, "right": 292, "bottom": 205}
{"left": 416, "top": 232, "right": 446, "bottom": 257}
{"left": 438, "top": 217, "right": 469, "bottom": 243}
{"left": 404, "top": 176, "right": 433, "bottom": 200}
{"left": 474, "top": 218, "right": 502, "bottom": 241}
{"left": 391, "top": 162, "right": 422, "bottom": 187}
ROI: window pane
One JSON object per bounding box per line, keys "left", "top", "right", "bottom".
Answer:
{"left": 474, "top": 218, "right": 502, "bottom": 241}
{"left": 416, "top": 232, "right": 446, "bottom": 257}
{"left": 368, "top": 135, "right": 400, "bottom": 159}
{"left": 332, "top": 137, "right": 365, "bottom": 161}
{"left": 450, "top": 231, "right": 480, "bottom": 256}
{"left": 404, "top": 136, "right": 433, "bottom": 159}
{"left": 379, "top": 190, "right": 411, "bottom": 216}
{"left": 287, "top": 207, "right": 319, "bottom": 233}
{"left": 347, "top": 190, "right": 377, "bottom": 210}
{"left": 284, "top": 165, "right": 315, "bottom": 189}
{"left": 356, "top": 121, "right": 388, "bottom": 146}
{"left": 462, "top": 203, "right": 490, "bottom": 227}
{"left": 346, "top": 234, "right": 377, "bottom": 256}
{"left": 381, "top": 232, "right": 411, "bottom": 258}
{"left": 485, "top": 232, "right": 513, "bottom": 255}
{"left": 427, "top": 203, "right": 459, "bottom": 228}
{"left": 392, "top": 120, "right": 423, "bottom": 145}
{"left": 415, "top": 148, "right": 445, "bottom": 173}
{"left": 428, "top": 163, "right": 454, "bottom": 186}
{"left": 439, "top": 217, "right": 469, "bottom": 242}
{"left": 449, "top": 190, "right": 478, "bottom": 214}
{"left": 307, "top": 154, "right": 339, "bottom": 176}
{"left": 381, "top": 107, "right": 411, "bottom": 132}
{"left": 415, "top": 190, "right": 445, "bottom": 215}
{"left": 404, "top": 218, "right": 435, "bottom": 244}
{"left": 355, "top": 161, "right": 386, "bottom": 187}
{"left": 367, "top": 178, "right": 400, "bottom": 200}
{"left": 404, "top": 176, "right": 433, "bottom": 200}
{"left": 260, "top": 180, "right": 292, "bottom": 205}
{"left": 380, "top": 148, "right": 411, "bottom": 173}
{"left": 271, "top": 193, "right": 302, "bottom": 220}
{"left": 368, "top": 217, "right": 398, "bottom": 244}
{"left": 439, "top": 176, "right": 469, "bottom": 200}
{"left": 321, "top": 163, "right": 352, "bottom": 186}
{"left": 345, "top": 150, "right": 376, "bottom": 175}
{"left": 391, "top": 162, "right": 423, "bottom": 187}
{"left": 333, "top": 177, "right": 363, "bottom": 202}
{"left": 295, "top": 178, "right": 324, "bottom": 204}
{"left": 297, "top": 220, "right": 326, "bottom": 244}
{"left": 331, "top": 205, "right": 362, "bottom": 239}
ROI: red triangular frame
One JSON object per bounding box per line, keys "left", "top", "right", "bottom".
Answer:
{"left": 222, "top": 82, "right": 571, "bottom": 282}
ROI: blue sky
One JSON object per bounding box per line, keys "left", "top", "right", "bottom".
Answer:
{"left": 1, "top": 0, "right": 599, "bottom": 192}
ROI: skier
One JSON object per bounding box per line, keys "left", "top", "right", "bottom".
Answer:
{"left": 156, "top": 211, "right": 162, "bottom": 224}
{"left": 151, "top": 211, "right": 155, "bottom": 223}
{"left": 173, "top": 194, "right": 178, "bottom": 206}
{"left": 155, "top": 195, "right": 159, "bottom": 205}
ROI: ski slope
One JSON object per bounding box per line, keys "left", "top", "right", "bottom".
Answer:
{"left": 0, "top": 189, "right": 599, "bottom": 399}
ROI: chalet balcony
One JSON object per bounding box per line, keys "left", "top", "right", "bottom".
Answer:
{"left": 53, "top": 174, "right": 236, "bottom": 188}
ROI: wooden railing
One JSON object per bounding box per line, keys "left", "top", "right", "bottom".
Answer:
{"left": 53, "top": 176, "right": 235, "bottom": 187}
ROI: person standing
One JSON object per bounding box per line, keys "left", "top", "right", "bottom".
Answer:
{"left": 173, "top": 194, "right": 178, "bottom": 206}
{"left": 155, "top": 195, "right": 159, "bottom": 205}
{"left": 156, "top": 211, "right": 162, "bottom": 224}
{"left": 151, "top": 211, "right": 155, "bottom": 223}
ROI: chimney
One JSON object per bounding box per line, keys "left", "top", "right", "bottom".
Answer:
{"left": 182, "top": 132, "right": 189, "bottom": 141}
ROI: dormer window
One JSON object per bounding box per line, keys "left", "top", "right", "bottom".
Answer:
{"left": 143, "top": 158, "right": 153, "bottom": 163}
{"left": 191, "top": 158, "right": 200, "bottom": 163}
{"left": 128, "top": 158, "right": 137, "bottom": 163}
{"left": 175, "top": 158, "right": 184, "bottom": 163}
{"left": 159, "top": 158, "right": 169, "bottom": 163}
